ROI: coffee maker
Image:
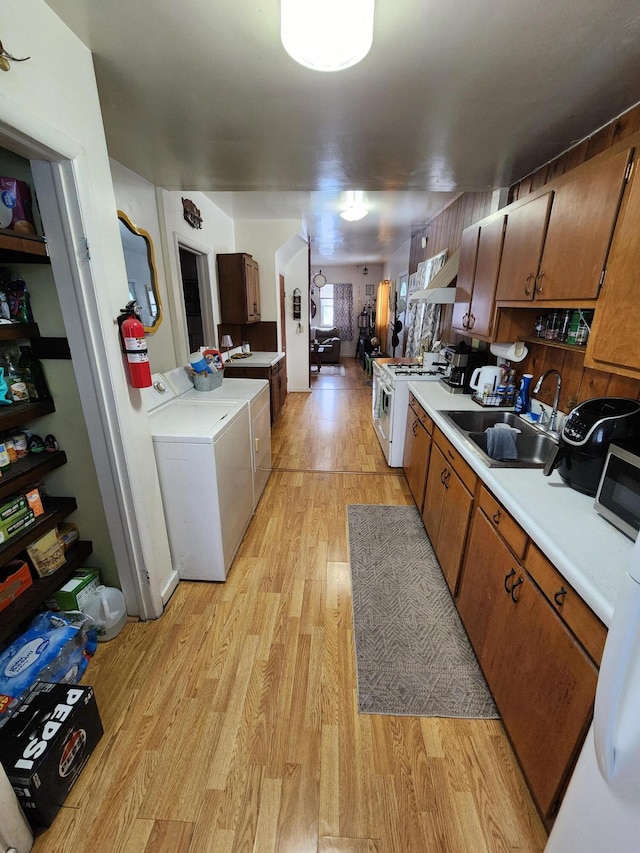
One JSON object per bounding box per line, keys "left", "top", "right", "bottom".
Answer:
{"left": 439, "top": 344, "right": 487, "bottom": 394}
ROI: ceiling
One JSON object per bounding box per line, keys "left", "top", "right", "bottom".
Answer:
{"left": 45, "top": 0, "right": 640, "bottom": 264}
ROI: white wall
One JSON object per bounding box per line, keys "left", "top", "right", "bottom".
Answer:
{"left": 282, "top": 237, "right": 310, "bottom": 392}
{"left": 384, "top": 238, "right": 411, "bottom": 283}
{"left": 157, "top": 189, "right": 235, "bottom": 364}
{"left": 110, "top": 160, "right": 177, "bottom": 372}
{"left": 2, "top": 0, "right": 175, "bottom": 616}
{"left": 311, "top": 264, "right": 382, "bottom": 358}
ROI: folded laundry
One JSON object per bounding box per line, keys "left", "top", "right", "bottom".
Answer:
{"left": 485, "top": 425, "right": 519, "bottom": 460}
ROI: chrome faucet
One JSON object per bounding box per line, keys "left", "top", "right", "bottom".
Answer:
{"left": 532, "top": 369, "right": 562, "bottom": 433}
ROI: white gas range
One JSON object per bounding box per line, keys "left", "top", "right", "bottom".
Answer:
{"left": 372, "top": 360, "right": 444, "bottom": 467}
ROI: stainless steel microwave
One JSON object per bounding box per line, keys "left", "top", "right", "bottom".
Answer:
{"left": 594, "top": 444, "right": 640, "bottom": 540}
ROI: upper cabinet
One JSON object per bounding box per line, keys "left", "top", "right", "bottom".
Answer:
{"left": 585, "top": 155, "right": 640, "bottom": 378}
{"left": 217, "top": 252, "right": 261, "bottom": 324}
{"left": 496, "top": 150, "right": 632, "bottom": 303}
{"left": 453, "top": 216, "right": 506, "bottom": 339}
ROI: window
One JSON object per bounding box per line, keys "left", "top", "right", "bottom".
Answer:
{"left": 320, "top": 284, "right": 334, "bottom": 326}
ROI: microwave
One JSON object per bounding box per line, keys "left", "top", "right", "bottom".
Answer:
{"left": 594, "top": 444, "right": 640, "bottom": 540}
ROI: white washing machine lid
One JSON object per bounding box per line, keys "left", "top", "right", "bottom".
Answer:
{"left": 148, "top": 399, "right": 248, "bottom": 443}
{"left": 165, "top": 367, "right": 269, "bottom": 403}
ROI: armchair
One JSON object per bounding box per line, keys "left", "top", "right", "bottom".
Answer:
{"left": 311, "top": 326, "right": 342, "bottom": 364}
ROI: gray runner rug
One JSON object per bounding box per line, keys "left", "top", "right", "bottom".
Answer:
{"left": 347, "top": 504, "right": 499, "bottom": 718}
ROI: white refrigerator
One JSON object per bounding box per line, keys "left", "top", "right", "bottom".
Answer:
{"left": 546, "top": 533, "right": 640, "bottom": 852}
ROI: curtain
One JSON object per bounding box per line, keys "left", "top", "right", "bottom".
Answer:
{"left": 333, "top": 282, "right": 354, "bottom": 341}
{"left": 375, "top": 280, "right": 390, "bottom": 345}
{"left": 405, "top": 251, "right": 448, "bottom": 358}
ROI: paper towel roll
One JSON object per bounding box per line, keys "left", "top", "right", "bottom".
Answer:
{"left": 490, "top": 341, "right": 529, "bottom": 362}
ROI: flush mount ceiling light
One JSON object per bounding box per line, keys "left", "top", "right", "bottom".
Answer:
{"left": 281, "top": 0, "right": 375, "bottom": 73}
{"left": 340, "top": 190, "right": 368, "bottom": 221}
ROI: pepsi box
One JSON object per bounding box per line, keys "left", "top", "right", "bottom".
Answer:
{"left": 0, "top": 681, "right": 103, "bottom": 826}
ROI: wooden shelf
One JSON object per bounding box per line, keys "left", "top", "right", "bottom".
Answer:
{"left": 0, "top": 495, "right": 77, "bottom": 567}
{"left": 0, "top": 398, "right": 55, "bottom": 433}
{"left": 0, "top": 539, "right": 93, "bottom": 646}
{"left": 0, "top": 228, "right": 49, "bottom": 264}
{"left": 0, "top": 450, "right": 67, "bottom": 501}
{"left": 0, "top": 322, "right": 40, "bottom": 341}
{"left": 519, "top": 337, "right": 588, "bottom": 355}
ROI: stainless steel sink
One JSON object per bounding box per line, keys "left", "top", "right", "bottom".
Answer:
{"left": 440, "top": 409, "right": 558, "bottom": 468}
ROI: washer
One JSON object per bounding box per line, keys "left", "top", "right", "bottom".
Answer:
{"left": 144, "top": 377, "right": 253, "bottom": 581}
{"left": 164, "top": 367, "right": 272, "bottom": 510}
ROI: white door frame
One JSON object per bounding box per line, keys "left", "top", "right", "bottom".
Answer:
{"left": 0, "top": 118, "right": 160, "bottom": 619}
{"left": 173, "top": 231, "right": 215, "bottom": 354}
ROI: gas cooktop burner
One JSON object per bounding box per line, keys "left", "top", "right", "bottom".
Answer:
{"left": 393, "top": 368, "right": 440, "bottom": 376}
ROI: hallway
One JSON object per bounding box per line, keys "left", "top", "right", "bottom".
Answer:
{"left": 32, "top": 358, "right": 546, "bottom": 852}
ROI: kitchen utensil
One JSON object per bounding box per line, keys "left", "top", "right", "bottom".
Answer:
{"left": 469, "top": 365, "right": 503, "bottom": 395}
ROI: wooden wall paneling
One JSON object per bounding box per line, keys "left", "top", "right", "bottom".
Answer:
{"left": 558, "top": 350, "right": 587, "bottom": 412}
{"left": 586, "top": 125, "right": 614, "bottom": 160}
{"left": 577, "top": 366, "right": 613, "bottom": 402}
{"left": 530, "top": 164, "right": 550, "bottom": 192}
{"left": 524, "top": 345, "right": 567, "bottom": 409}
{"left": 517, "top": 175, "right": 533, "bottom": 200}
{"left": 605, "top": 373, "right": 640, "bottom": 400}
{"left": 548, "top": 153, "right": 568, "bottom": 183}
{"left": 562, "top": 139, "right": 590, "bottom": 173}
{"left": 610, "top": 104, "right": 640, "bottom": 146}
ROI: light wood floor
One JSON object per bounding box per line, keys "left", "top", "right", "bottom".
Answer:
{"left": 33, "top": 358, "right": 547, "bottom": 852}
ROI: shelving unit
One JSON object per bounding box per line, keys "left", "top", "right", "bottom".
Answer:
{"left": 518, "top": 337, "right": 589, "bottom": 355}
{"left": 0, "top": 227, "right": 93, "bottom": 647}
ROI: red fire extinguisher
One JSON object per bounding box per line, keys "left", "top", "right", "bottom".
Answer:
{"left": 117, "top": 300, "right": 152, "bottom": 388}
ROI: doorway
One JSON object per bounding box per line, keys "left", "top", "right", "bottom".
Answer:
{"left": 179, "top": 247, "right": 204, "bottom": 352}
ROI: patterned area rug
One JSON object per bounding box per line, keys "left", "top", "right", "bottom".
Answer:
{"left": 347, "top": 505, "right": 499, "bottom": 718}
{"left": 316, "top": 364, "right": 345, "bottom": 376}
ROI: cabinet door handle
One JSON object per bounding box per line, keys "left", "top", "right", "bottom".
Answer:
{"left": 535, "top": 270, "right": 545, "bottom": 294}
{"left": 412, "top": 420, "right": 419, "bottom": 436}
{"left": 462, "top": 313, "right": 469, "bottom": 329}
{"left": 468, "top": 314, "right": 476, "bottom": 329}
{"left": 492, "top": 510, "right": 501, "bottom": 525}
{"left": 440, "top": 467, "right": 447, "bottom": 485}
{"left": 443, "top": 468, "right": 451, "bottom": 489}
{"left": 504, "top": 568, "right": 516, "bottom": 592}
{"left": 510, "top": 576, "right": 524, "bottom": 603}
{"left": 554, "top": 586, "right": 567, "bottom": 607}
{"left": 524, "top": 272, "right": 534, "bottom": 296}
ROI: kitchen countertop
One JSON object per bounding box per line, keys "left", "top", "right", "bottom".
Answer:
{"left": 224, "top": 351, "right": 284, "bottom": 368}
{"left": 408, "top": 379, "right": 634, "bottom": 628}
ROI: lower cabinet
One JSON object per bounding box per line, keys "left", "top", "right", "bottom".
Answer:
{"left": 222, "top": 356, "right": 286, "bottom": 423}
{"left": 457, "top": 489, "right": 600, "bottom": 821}
{"left": 402, "top": 394, "right": 432, "bottom": 511}
{"left": 422, "top": 428, "right": 476, "bottom": 595}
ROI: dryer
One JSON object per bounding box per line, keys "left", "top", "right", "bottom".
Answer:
{"left": 165, "top": 367, "right": 272, "bottom": 510}
{"left": 144, "top": 378, "right": 252, "bottom": 581}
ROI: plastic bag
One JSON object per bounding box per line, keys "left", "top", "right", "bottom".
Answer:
{"left": 0, "top": 610, "right": 97, "bottom": 726}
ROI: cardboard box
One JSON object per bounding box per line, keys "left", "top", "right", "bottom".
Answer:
{"left": 0, "top": 493, "right": 28, "bottom": 522}
{"left": 0, "top": 560, "right": 32, "bottom": 613}
{"left": 26, "top": 528, "right": 66, "bottom": 578}
{"left": 25, "top": 487, "right": 44, "bottom": 517}
{"left": 53, "top": 570, "right": 99, "bottom": 612}
{"left": 0, "top": 507, "right": 36, "bottom": 544}
{"left": 0, "top": 682, "right": 103, "bottom": 826}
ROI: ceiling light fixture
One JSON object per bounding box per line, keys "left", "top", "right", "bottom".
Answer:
{"left": 280, "top": 0, "right": 375, "bottom": 73}
{"left": 340, "top": 190, "right": 368, "bottom": 222}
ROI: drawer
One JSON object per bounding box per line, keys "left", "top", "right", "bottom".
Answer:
{"left": 434, "top": 428, "right": 476, "bottom": 494}
{"left": 477, "top": 485, "right": 528, "bottom": 561}
{"left": 525, "top": 543, "right": 607, "bottom": 666}
{"left": 409, "top": 394, "right": 433, "bottom": 433}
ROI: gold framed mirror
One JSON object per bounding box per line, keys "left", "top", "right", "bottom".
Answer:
{"left": 117, "top": 210, "right": 163, "bottom": 332}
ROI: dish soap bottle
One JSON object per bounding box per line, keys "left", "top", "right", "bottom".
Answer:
{"left": 514, "top": 373, "right": 533, "bottom": 414}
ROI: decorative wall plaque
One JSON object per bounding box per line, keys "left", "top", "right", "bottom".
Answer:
{"left": 182, "top": 197, "right": 203, "bottom": 229}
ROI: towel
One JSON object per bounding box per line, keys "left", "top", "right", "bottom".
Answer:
{"left": 485, "top": 426, "right": 519, "bottom": 460}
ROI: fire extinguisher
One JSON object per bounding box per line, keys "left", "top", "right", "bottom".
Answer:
{"left": 117, "top": 300, "right": 152, "bottom": 388}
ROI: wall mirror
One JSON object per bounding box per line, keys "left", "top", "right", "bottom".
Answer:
{"left": 117, "top": 210, "right": 163, "bottom": 332}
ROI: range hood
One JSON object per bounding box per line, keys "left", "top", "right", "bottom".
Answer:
{"left": 408, "top": 247, "right": 460, "bottom": 303}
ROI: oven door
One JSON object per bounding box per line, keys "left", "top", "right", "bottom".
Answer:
{"left": 594, "top": 445, "right": 640, "bottom": 540}
{"left": 372, "top": 363, "right": 394, "bottom": 461}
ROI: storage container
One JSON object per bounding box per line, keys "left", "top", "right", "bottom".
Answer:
{"left": 83, "top": 584, "right": 127, "bottom": 641}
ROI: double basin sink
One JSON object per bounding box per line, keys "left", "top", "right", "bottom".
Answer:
{"left": 439, "top": 409, "right": 558, "bottom": 468}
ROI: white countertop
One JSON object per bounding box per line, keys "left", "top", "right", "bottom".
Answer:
{"left": 225, "top": 351, "right": 284, "bottom": 368}
{"left": 408, "top": 380, "right": 634, "bottom": 627}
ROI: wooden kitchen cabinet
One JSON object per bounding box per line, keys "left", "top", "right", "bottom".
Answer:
{"left": 453, "top": 216, "right": 506, "bottom": 339}
{"left": 222, "top": 355, "right": 286, "bottom": 423}
{"left": 422, "top": 428, "right": 476, "bottom": 595}
{"left": 217, "top": 252, "right": 261, "bottom": 324}
{"left": 496, "top": 149, "right": 631, "bottom": 303}
{"left": 458, "top": 496, "right": 598, "bottom": 821}
{"left": 585, "top": 152, "right": 640, "bottom": 379}
{"left": 451, "top": 224, "right": 480, "bottom": 332}
{"left": 402, "top": 393, "right": 433, "bottom": 512}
